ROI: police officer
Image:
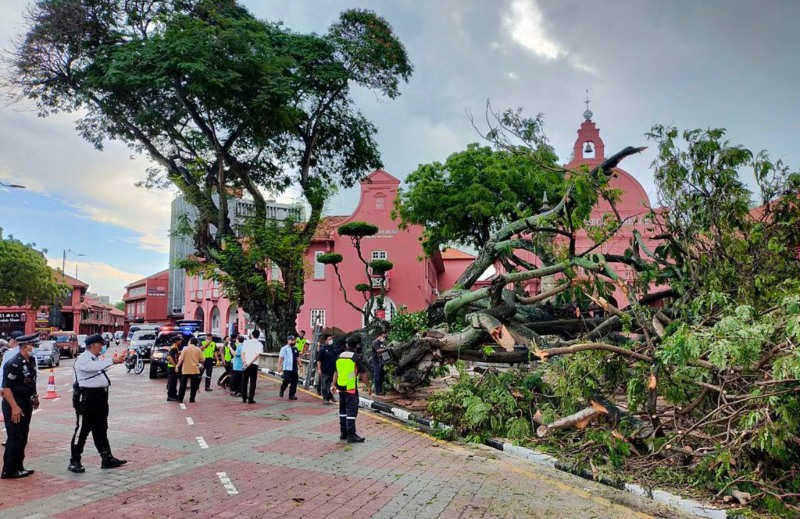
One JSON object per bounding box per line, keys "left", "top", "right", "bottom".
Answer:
{"left": 69, "top": 334, "right": 127, "bottom": 473}
{"left": 201, "top": 335, "right": 220, "bottom": 392}
{"left": 166, "top": 334, "right": 183, "bottom": 402}
{"left": 331, "top": 337, "right": 371, "bottom": 443}
{"left": 1, "top": 333, "right": 39, "bottom": 478}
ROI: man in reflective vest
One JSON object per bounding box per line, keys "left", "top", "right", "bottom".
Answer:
{"left": 331, "top": 336, "right": 371, "bottom": 443}
{"left": 217, "top": 335, "right": 234, "bottom": 388}
{"left": 201, "top": 336, "right": 221, "bottom": 392}
{"left": 295, "top": 330, "right": 308, "bottom": 355}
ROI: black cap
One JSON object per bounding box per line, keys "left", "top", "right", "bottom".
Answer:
{"left": 10, "top": 331, "right": 25, "bottom": 339}
{"left": 17, "top": 333, "right": 40, "bottom": 346}
{"left": 287, "top": 335, "right": 296, "bottom": 341}
{"left": 85, "top": 334, "right": 104, "bottom": 347}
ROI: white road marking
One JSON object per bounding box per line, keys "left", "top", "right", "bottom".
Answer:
{"left": 186, "top": 417, "right": 194, "bottom": 425}
{"left": 51, "top": 397, "right": 61, "bottom": 402}
{"left": 180, "top": 403, "right": 186, "bottom": 410}
{"left": 32, "top": 409, "right": 40, "bottom": 415}
{"left": 196, "top": 436, "right": 208, "bottom": 449}
{"left": 67, "top": 389, "right": 73, "bottom": 393}
{"left": 216, "top": 472, "right": 239, "bottom": 495}
{"left": 62, "top": 383, "right": 71, "bottom": 387}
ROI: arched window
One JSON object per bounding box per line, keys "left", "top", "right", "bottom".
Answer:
{"left": 362, "top": 297, "right": 397, "bottom": 326}
{"left": 194, "top": 307, "right": 205, "bottom": 326}
{"left": 210, "top": 306, "right": 221, "bottom": 336}
{"left": 228, "top": 306, "right": 238, "bottom": 335}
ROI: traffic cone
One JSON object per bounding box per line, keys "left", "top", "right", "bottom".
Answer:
{"left": 43, "top": 368, "right": 59, "bottom": 399}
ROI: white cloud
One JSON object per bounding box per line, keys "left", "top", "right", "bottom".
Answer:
{"left": 503, "top": 0, "right": 564, "bottom": 60}
{"left": 502, "top": 0, "right": 598, "bottom": 76}
{"left": 46, "top": 258, "right": 145, "bottom": 302}
{"left": 0, "top": 109, "right": 173, "bottom": 254}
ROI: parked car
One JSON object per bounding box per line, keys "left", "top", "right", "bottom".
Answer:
{"left": 49, "top": 332, "right": 79, "bottom": 358}
{"left": 33, "top": 340, "right": 60, "bottom": 368}
{"left": 149, "top": 331, "right": 185, "bottom": 379}
{"left": 77, "top": 334, "right": 88, "bottom": 353}
{"left": 127, "top": 324, "right": 160, "bottom": 342}
{"left": 130, "top": 330, "right": 157, "bottom": 359}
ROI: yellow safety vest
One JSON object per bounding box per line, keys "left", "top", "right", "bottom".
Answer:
{"left": 335, "top": 351, "right": 357, "bottom": 391}
{"left": 224, "top": 344, "right": 233, "bottom": 362}
{"left": 167, "top": 347, "right": 178, "bottom": 368}
{"left": 296, "top": 338, "right": 307, "bottom": 353}
{"left": 202, "top": 341, "right": 216, "bottom": 359}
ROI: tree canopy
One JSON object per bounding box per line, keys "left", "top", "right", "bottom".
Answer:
{"left": 0, "top": 233, "right": 64, "bottom": 308}
{"left": 395, "top": 143, "right": 565, "bottom": 255}
{"left": 7, "top": 0, "right": 412, "bottom": 347}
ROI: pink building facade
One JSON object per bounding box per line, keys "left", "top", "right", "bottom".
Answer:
{"left": 181, "top": 114, "right": 659, "bottom": 340}
{"left": 298, "top": 170, "right": 442, "bottom": 332}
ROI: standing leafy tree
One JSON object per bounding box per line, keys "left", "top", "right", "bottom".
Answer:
{"left": 394, "top": 143, "right": 565, "bottom": 256}
{"left": 5, "top": 0, "right": 412, "bottom": 348}
{"left": 0, "top": 232, "right": 64, "bottom": 308}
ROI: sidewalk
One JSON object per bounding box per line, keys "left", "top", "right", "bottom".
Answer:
{"left": 0, "top": 360, "right": 694, "bottom": 519}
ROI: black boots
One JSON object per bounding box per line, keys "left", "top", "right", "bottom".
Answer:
{"left": 100, "top": 453, "right": 127, "bottom": 469}
{"left": 347, "top": 434, "right": 366, "bottom": 443}
{"left": 68, "top": 459, "right": 85, "bottom": 473}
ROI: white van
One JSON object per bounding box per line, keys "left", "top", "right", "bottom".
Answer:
{"left": 126, "top": 323, "right": 160, "bottom": 342}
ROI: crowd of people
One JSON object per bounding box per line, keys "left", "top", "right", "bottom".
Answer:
{"left": 0, "top": 326, "right": 390, "bottom": 478}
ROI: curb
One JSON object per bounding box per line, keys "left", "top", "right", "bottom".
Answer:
{"left": 258, "top": 368, "right": 737, "bottom": 519}
{"left": 356, "top": 394, "right": 735, "bottom": 519}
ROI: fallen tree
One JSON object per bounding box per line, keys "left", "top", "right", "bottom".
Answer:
{"left": 378, "top": 115, "right": 800, "bottom": 513}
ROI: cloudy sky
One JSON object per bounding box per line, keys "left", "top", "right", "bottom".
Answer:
{"left": 0, "top": 0, "right": 798, "bottom": 301}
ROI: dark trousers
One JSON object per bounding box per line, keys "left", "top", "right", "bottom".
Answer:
{"left": 2, "top": 399, "right": 32, "bottom": 474}
{"left": 372, "top": 363, "right": 385, "bottom": 394}
{"left": 178, "top": 374, "right": 201, "bottom": 402}
{"left": 203, "top": 358, "right": 214, "bottom": 389}
{"left": 338, "top": 390, "right": 359, "bottom": 437}
{"left": 280, "top": 370, "right": 298, "bottom": 398}
{"left": 230, "top": 369, "right": 242, "bottom": 394}
{"left": 166, "top": 368, "right": 179, "bottom": 399}
{"left": 218, "top": 362, "right": 232, "bottom": 386}
{"left": 320, "top": 371, "right": 335, "bottom": 402}
{"left": 241, "top": 364, "right": 258, "bottom": 402}
{"left": 71, "top": 388, "right": 111, "bottom": 461}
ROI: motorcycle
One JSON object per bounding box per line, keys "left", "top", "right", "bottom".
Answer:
{"left": 124, "top": 345, "right": 145, "bottom": 375}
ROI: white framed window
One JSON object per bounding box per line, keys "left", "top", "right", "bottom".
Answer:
{"left": 375, "top": 196, "right": 385, "bottom": 210}
{"left": 371, "top": 250, "right": 387, "bottom": 261}
{"left": 314, "top": 251, "right": 325, "bottom": 279}
{"left": 310, "top": 309, "right": 326, "bottom": 328}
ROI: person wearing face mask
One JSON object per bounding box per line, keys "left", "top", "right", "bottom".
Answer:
{"left": 1, "top": 333, "right": 39, "bottom": 478}
{"left": 316, "top": 334, "right": 338, "bottom": 405}
{"left": 68, "top": 334, "right": 126, "bottom": 474}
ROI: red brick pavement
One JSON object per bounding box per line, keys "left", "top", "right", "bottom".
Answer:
{"left": 0, "top": 358, "right": 694, "bottom": 519}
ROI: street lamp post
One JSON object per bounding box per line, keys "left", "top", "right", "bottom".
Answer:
{"left": 50, "top": 248, "right": 86, "bottom": 329}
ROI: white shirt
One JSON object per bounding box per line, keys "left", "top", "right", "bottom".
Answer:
{"left": 0, "top": 345, "right": 20, "bottom": 376}
{"left": 240, "top": 339, "right": 262, "bottom": 367}
{"left": 73, "top": 350, "right": 115, "bottom": 388}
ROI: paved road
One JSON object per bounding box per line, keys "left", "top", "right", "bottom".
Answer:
{"left": 0, "top": 345, "right": 695, "bottom": 518}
